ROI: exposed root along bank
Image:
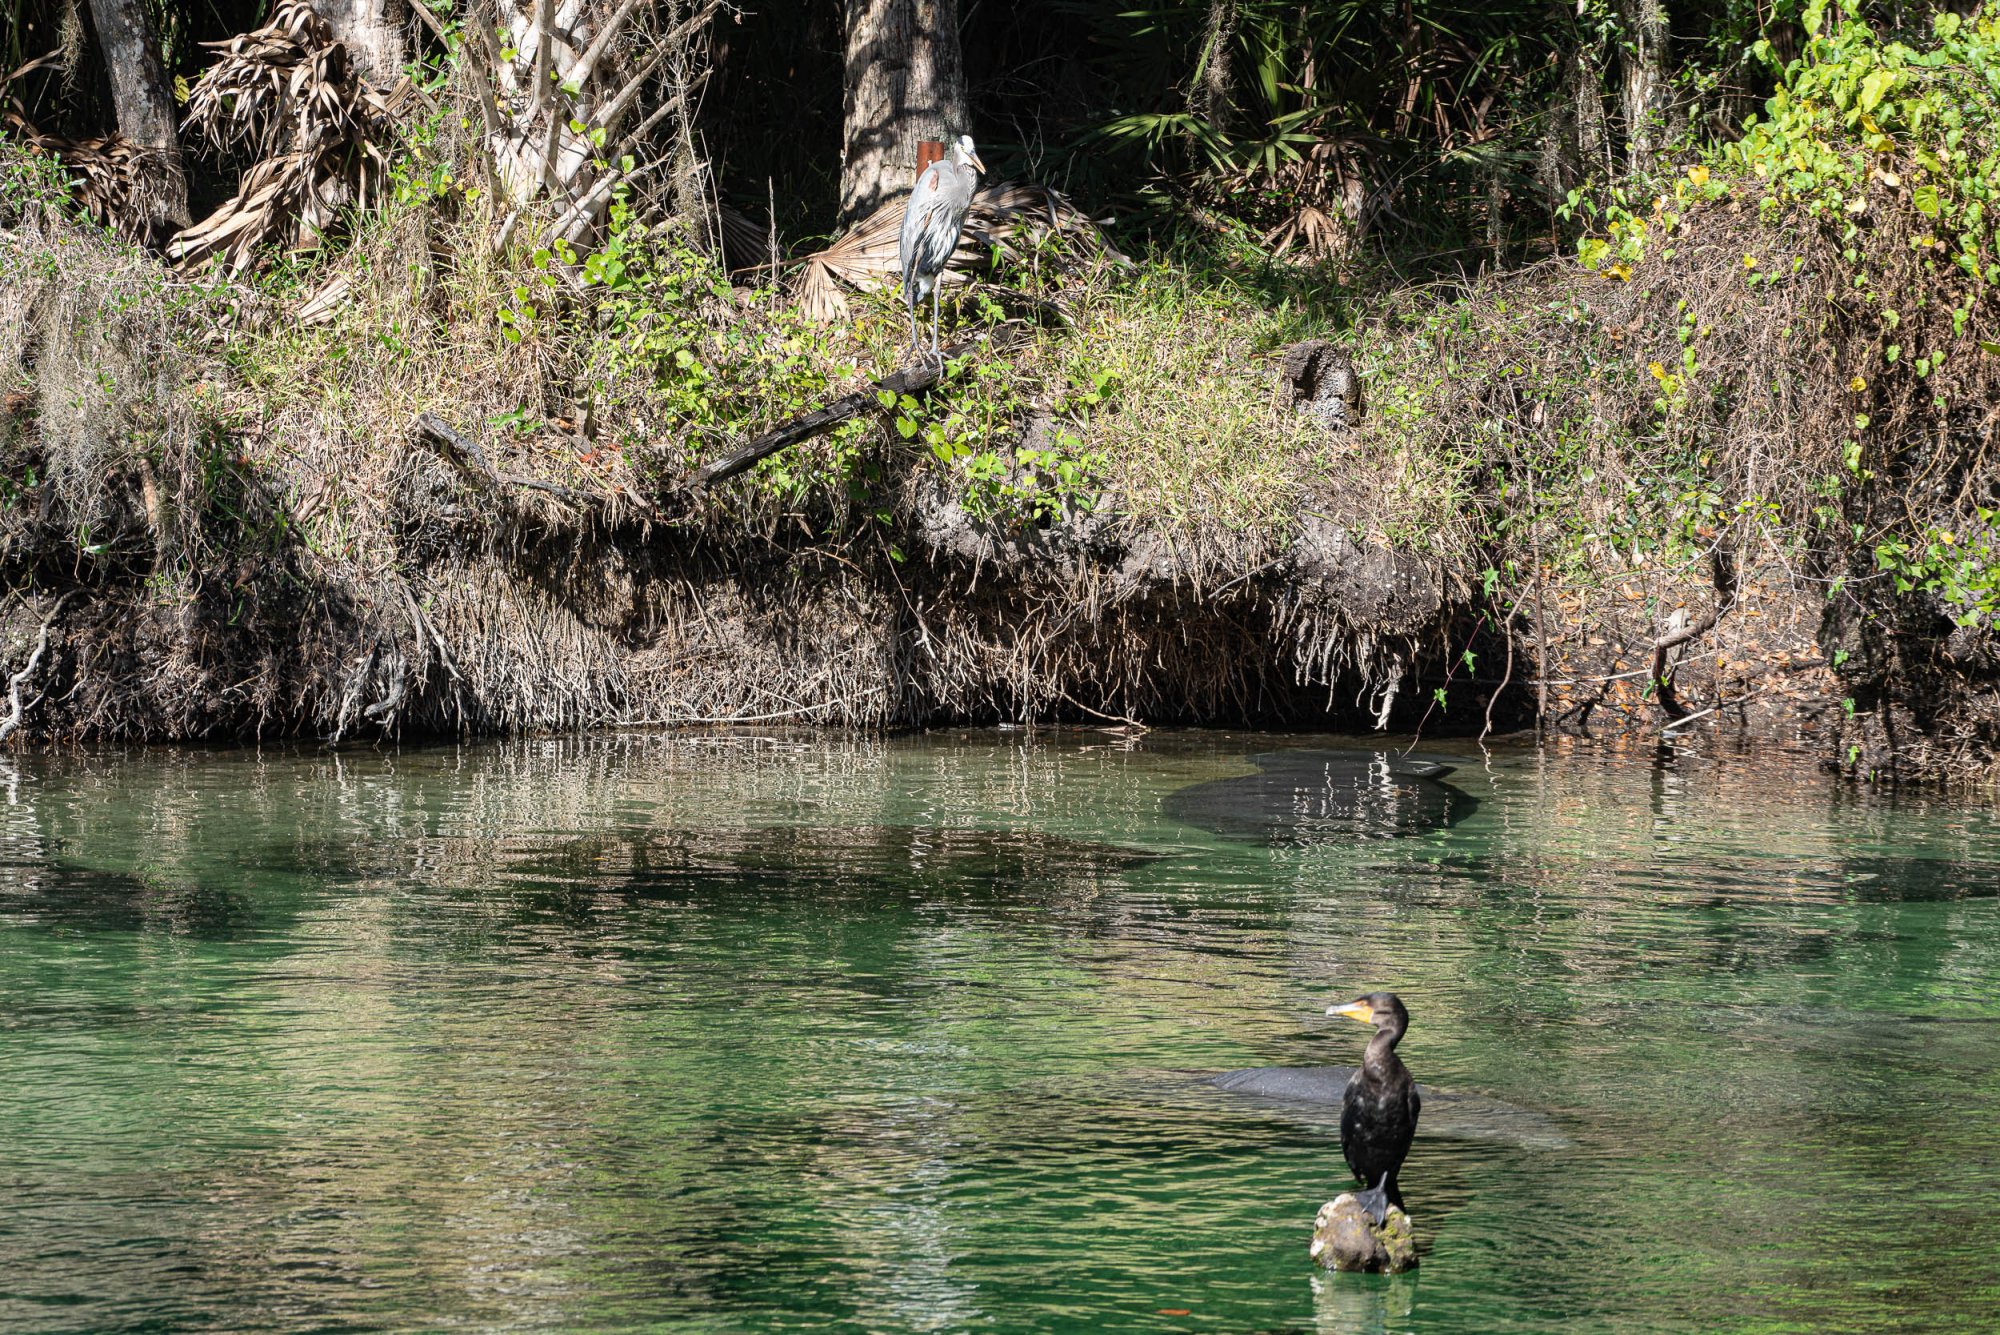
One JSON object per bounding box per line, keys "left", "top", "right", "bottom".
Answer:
{"left": 0, "top": 424, "right": 1465, "bottom": 741}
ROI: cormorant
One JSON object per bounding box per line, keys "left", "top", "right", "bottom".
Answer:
{"left": 1329, "top": 991, "right": 1421, "bottom": 1224}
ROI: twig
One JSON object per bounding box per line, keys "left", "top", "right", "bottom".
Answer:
{"left": 411, "top": 413, "right": 634, "bottom": 511}
{"left": 576, "top": 0, "right": 718, "bottom": 94}
{"left": 406, "top": 0, "right": 448, "bottom": 41}
{"left": 608, "top": 68, "right": 711, "bottom": 162}
{"left": 465, "top": 1, "right": 508, "bottom": 183}
{"left": 622, "top": 688, "right": 886, "bottom": 726}
{"left": 599, "top": 42, "right": 672, "bottom": 133}
{"left": 1529, "top": 461, "right": 1549, "bottom": 738}
{"left": 570, "top": 0, "right": 652, "bottom": 90}
{"left": 767, "top": 176, "right": 780, "bottom": 281}
{"left": 1649, "top": 547, "right": 1739, "bottom": 720}
{"left": 413, "top": 411, "right": 500, "bottom": 480}
{"left": 1482, "top": 593, "right": 1522, "bottom": 741}
{"left": 1662, "top": 685, "right": 1766, "bottom": 734}
{"left": 1052, "top": 684, "right": 1149, "bottom": 732}
{"left": 528, "top": 0, "right": 557, "bottom": 127}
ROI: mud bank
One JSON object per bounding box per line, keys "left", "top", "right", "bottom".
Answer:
{"left": 0, "top": 449, "right": 1469, "bottom": 741}
{"left": 1, "top": 204, "right": 1994, "bottom": 779}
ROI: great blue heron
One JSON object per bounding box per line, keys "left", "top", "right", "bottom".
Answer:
{"left": 898, "top": 133, "right": 985, "bottom": 362}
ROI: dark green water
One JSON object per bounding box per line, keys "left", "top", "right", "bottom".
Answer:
{"left": 2, "top": 733, "right": 1997, "bottom": 1334}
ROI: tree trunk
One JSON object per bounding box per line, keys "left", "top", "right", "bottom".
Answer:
{"left": 84, "top": 0, "right": 188, "bottom": 235}
{"left": 1615, "top": 0, "right": 1671, "bottom": 173}
{"left": 319, "top": 0, "right": 409, "bottom": 87}
{"left": 839, "top": 0, "right": 968, "bottom": 225}
{"left": 468, "top": 0, "right": 722, "bottom": 249}
{"left": 1188, "top": 0, "right": 1236, "bottom": 126}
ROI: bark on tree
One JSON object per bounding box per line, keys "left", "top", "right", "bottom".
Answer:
{"left": 84, "top": 0, "right": 188, "bottom": 233}
{"left": 1615, "top": 0, "right": 1671, "bottom": 172}
{"left": 839, "top": 0, "right": 968, "bottom": 225}
{"left": 319, "top": 0, "right": 409, "bottom": 86}
{"left": 468, "top": 0, "right": 721, "bottom": 248}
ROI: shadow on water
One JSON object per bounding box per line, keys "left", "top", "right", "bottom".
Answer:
{"left": 1824, "top": 855, "right": 2000, "bottom": 902}
{"left": 0, "top": 860, "right": 260, "bottom": 939}
{"left": 1161, "top": 750, "right": 1477, "bottom": 843}
{"left": 392, "top": 823, "right": 1180, "bottom": 963}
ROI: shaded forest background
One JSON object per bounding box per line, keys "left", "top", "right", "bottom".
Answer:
{"left": 0, "top": 0, "right": 1865, "bottom": 269}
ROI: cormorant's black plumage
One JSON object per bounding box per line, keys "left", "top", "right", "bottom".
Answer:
{"left": 1334, "top": 991, "right": 1420, "bottom": 1222}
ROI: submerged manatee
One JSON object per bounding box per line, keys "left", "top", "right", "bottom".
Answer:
{"left": 1210, "top": 1065, "right": 1573, "bottom": 1151}
{"left": 1163, "top": 750, "right": 1475, "bottom": 842}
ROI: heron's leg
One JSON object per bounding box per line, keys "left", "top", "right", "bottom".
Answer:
{"left": 906, "top": 292, "right": 921, "bottom": 357}
{"left": 931, "top": 285, "right": 942, "bottom": 364}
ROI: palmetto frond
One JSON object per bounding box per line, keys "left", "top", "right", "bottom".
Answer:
{"left": 794, "top": 181, "right": 1124, "bottom": 321}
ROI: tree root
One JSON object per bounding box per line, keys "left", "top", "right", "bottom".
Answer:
{"left": 0, "top": 592, "right": 77, "bottom": 746}
{"left": 1649, "top": 548, "right": 1739, "bottom": 720}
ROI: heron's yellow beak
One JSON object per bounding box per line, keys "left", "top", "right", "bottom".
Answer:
{"left": 970, "top": 152, "right": 987, "bottom": 174}
{"left": 1329, "top": 999, "right": 1375, "bottom": 1024}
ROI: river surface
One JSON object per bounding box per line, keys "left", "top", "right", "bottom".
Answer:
{"left": 1, "top": 732, "right": 1996, "bottom": 1333}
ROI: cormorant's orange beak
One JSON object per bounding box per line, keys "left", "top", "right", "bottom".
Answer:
{"left": 1329, "top": 999, "right": 1375, "bottom": 1024}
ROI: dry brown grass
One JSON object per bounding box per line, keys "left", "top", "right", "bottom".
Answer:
{"left": 20, "top": 121, "right": 1997, "bottom": 768}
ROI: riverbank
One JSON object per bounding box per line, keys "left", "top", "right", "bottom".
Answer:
{"left": 3, "top": 14, "right": 1997, "bottom": 777}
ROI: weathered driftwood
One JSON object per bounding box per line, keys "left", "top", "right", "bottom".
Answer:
{"left": 685, "top": 328, "right": 1025, "bottom": 491}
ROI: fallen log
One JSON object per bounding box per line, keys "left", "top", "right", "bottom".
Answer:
{"left": 685, "top": 328, "right": 1025, "bottom": 491}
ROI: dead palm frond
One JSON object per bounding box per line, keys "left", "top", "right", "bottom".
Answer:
{"left": 2, "top": 110, "right": 177, "bottom": 244}
{"left": 169, "top": 9, "right": 397, "bottom": 276}
{"left": 1, "top": 50, "right": 178, "bottom": 244}
{"left": 1259, "top": 139, "right": 1370, "bottom": 262}
{"left": 182, "top": 0, "right": 335, "bottom": 161}
{"left": 793, "top": 181, "right": 1125, "bottom": 322}
{"left": 713, "top": 201, "right": 772, "bottom": 276}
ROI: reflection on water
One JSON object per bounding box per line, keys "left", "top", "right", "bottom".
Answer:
{"left": 0, "top": 734, "right": 1997, "bottom": 1333}
{"left": 1313, "top": 1269, "right": 1420, "bottom": 1335}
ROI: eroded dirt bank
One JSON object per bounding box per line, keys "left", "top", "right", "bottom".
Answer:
{"left": 1, "top": 211, "right": 1994, "bottom": 779}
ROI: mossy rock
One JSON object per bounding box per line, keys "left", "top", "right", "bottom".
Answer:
{"left": 1309, "top": 1194, "right": 1418, "bottom": 1273}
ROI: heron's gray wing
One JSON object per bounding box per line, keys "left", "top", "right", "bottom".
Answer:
{"left": 898, "top": 165, "right": 947, "bottom": 287}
